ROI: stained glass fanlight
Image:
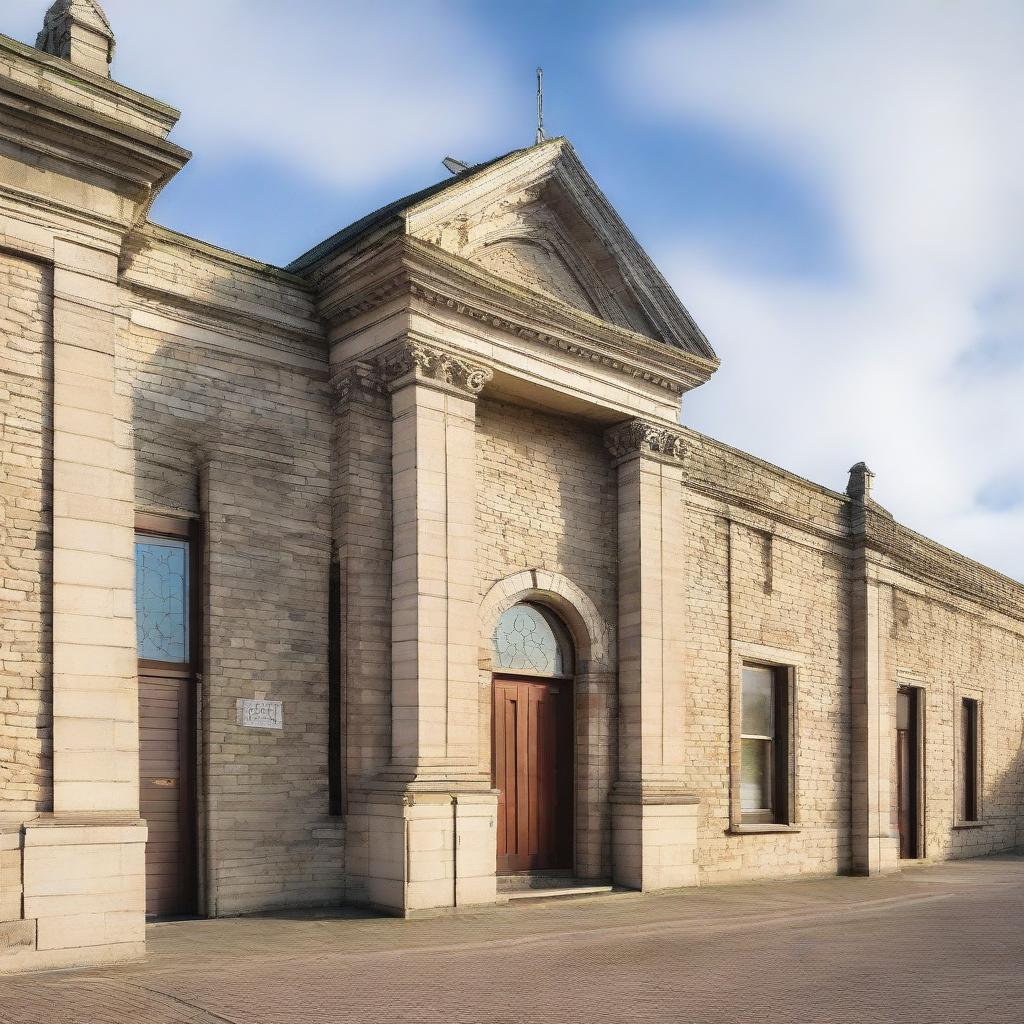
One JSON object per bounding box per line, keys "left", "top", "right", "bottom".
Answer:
{"left": 492, "top": 603, "right": 572, "bottom": 677}
{"left": 135, "top": 537, "right": 189, "bottom": 663}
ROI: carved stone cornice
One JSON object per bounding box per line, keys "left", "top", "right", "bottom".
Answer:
{"left": 604, "top": 418, "right": 688, "bottom": 464}
{"left": 375, "top": 338, "right": 493, "bottom": 398}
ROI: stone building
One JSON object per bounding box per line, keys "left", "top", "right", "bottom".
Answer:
{"left": 1, "top": 0, "right": 1022, "bottom": 973}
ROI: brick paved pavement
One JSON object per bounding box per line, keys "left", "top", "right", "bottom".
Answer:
{"left": 1, "top": 855, "right": 1022, "bottom": 1024}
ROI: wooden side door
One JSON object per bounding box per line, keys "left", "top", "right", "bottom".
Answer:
{"left": 139, "top": 674, "right": 196, "bottom": 916}
{"left": 896, "top": 687, "right": 919, "bottom": 859}
{"left": 493, "top": 676, "right": 573, "bottom": 873}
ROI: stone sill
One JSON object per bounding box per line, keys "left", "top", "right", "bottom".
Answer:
{"left": 952, "top": 821, "right": 987, "bottom": 830}
{"left": 728, "top": 824, "right": 802, "bottom": 835}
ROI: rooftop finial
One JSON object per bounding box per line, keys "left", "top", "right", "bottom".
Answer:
{"left": 847, "top": 462, "right": 875, "bottom": 503}
{"left": 36, "top": 0, "right": 115, "bottom": 78}
{"left": 535, "top": 67, "right": 546, "bottom": 145}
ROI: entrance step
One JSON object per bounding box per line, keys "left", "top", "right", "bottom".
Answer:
{"left": 505, "top": 884, "right": 615, "bottom": 902}
{"left": 498, "top": 874, "right": 616, "bottom": 902}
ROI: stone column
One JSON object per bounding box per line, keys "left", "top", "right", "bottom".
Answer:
{"left": 847, "top": 463, "right": 899, "bottom": 875}
{"left": 22, "top": 238, "right": 146, "bottom": 964}
{"left": 343, "top": 339, "right": 498, "bottom": 915}
{"left": 605, "top": 418, "right": 699, "bottom": 891}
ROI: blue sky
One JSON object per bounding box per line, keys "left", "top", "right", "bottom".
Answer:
{"left": 8, "top": 1, "right": 1023, "bottom": 580}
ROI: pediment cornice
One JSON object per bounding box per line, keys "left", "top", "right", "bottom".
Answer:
{"left": 319, "top": 235, "right": 718, "bottom": 398}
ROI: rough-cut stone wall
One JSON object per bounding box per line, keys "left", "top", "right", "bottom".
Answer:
{"left": 121, "top": 248, "right": 342, "bottom": 914}
{"left": 880, "top": 582, "right": 1024, "bottom": 859}
{"left": 0, "top": 254, "right": 53, "bottom": 819}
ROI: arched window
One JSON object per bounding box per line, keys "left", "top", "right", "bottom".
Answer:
{"left": 492, "top": 603, "right": 573, "bottom": 677}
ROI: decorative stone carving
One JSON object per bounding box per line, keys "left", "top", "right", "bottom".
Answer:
{"left": 604, "top": 419, "right": 688, "bottom": 463}
{"left": 375, "top": 339, "right": 493, "bottom": 397}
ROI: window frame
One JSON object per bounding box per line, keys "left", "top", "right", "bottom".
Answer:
{"left": 729, "top": 644, "right": 800, "bottom": 834}
{"left": 134, "top": 512, "right": 201, "bottom": 677}
{"left": 955, "top": 692, "right": 983, "bottom": 827}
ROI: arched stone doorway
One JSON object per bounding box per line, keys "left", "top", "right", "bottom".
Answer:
{"left": 479, "top": 570, "right": 616, "bottom": 880}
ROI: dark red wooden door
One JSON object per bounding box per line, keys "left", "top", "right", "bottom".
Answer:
{"left": 493, "top": 676, "right": 573, "bottom": 873}
{"left": 139, "top": 675, "right": 196, "bottom": 916}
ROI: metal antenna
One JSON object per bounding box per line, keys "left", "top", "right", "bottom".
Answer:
{"left": 535, "top": 66, "right": 546, "bottom": 145}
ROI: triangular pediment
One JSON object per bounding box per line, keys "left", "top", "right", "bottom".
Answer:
{"left": 403, "top": 138, "right": 717, "bottom": 362}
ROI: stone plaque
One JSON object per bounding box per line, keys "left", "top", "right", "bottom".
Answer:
{"left": 236, "top": 698, "right": 283, "bottom": 730}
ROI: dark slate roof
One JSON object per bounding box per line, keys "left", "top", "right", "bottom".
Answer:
{"left": 286, "top": 146, "right": 532, "bottom": 275}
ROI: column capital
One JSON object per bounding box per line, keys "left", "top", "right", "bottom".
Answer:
{"left": 375, "top": 338, "right": 493, "bottom": 399}
{"left": 604, "top": 418, "right": 688, "bottom": 465}
{"left": 329, "top": 361, "right": 388, "bottom": 410}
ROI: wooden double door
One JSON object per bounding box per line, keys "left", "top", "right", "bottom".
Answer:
{"left": 493, "top": 676, "right": 573, "bottom": 873}
{"left": 139, "top": 675, "right": 197, "bottom": 917}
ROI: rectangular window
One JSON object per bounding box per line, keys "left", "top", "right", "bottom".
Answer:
{"left": 135, "top": 513, "right": 197, "bottom": 670}
{"left": 959, "top": 697, "right": 980, "bottom": 823}
{"left": 740, "top": 664, "right": 790, "bottom": 824}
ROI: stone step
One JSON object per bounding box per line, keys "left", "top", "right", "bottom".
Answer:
{"left": 503, "top": 884, "right": 616, "bottom": 902}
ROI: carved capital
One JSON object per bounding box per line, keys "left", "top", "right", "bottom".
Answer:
{"left": 329, "top": 362, "right": 387, "bottom": 408}
{"left": 604, "top": 418, "right": 688, "bottom": 464}
{"left": 376, "top": 339, "right": 493, "bottom": 398}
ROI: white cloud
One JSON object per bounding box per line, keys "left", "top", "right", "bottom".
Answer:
{"left": 8, "top": 0, "right": 515, "bottom": 189}
{"left": 621, "top": 0, "right": 1024, "bottom": 581}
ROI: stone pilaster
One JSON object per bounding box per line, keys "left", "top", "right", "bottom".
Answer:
{"left": 605, "top": 418, "right": 698, "bottom": 891}
{"left": 380, "top": 339, "right": 491, "bottom": 777}
{"left": 22, "top": 237, "right": 146, "bottom": 965}
{"left": 342, "top": 339, "right": 498, "bottom": 915}
{"left": 847, "top": 463, "right": 899, "bottom": 875}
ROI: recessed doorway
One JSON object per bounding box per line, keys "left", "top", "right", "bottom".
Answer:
{"left": 491, "top": 603, "right": 574, "bottom": 874}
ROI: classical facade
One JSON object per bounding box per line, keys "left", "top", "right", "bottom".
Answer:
{"left": 1, "top": 1, "right": 1022, "bottom": 973}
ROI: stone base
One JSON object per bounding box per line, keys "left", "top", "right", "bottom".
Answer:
{"left": 346, "top": 786, "right": 499, "bottom": 916}
{"left": 852, "top": 833, "right": 901, "bottom": 876}
{"left": 0, "top": 817, "right": 147, "bottom": 975}
{"left": 612, "top": 790, "right": 700, "bottom": 892}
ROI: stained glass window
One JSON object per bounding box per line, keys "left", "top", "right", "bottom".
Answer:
{"left": 492, "top": 603, "right": 571, "bottom": 677}
{"left": 135, "top": 538, "right": 189, "bottom": 663}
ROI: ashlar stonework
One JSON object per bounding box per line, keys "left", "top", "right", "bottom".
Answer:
{"left": 0, "top": 0, "right": 1022, "bottom": 973}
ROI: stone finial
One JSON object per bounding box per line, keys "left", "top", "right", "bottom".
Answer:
{"left": 846, "top": 462, "right": 875, "bottom": 502}
{"left": 36, "top": 0, "right": 115, "bottom": 78}
{"left": 604, "top": 418, "right": 688, "bottom": 464}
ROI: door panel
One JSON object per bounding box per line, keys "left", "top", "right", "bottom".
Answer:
{"left": 494, "top": 676, "right": 572, "bottom": 873}
{"left": 896, "top": 688, "right": 919, "bottom": 860}
{"left": 139, "top": 675, "right": 196, "bottom": 916}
